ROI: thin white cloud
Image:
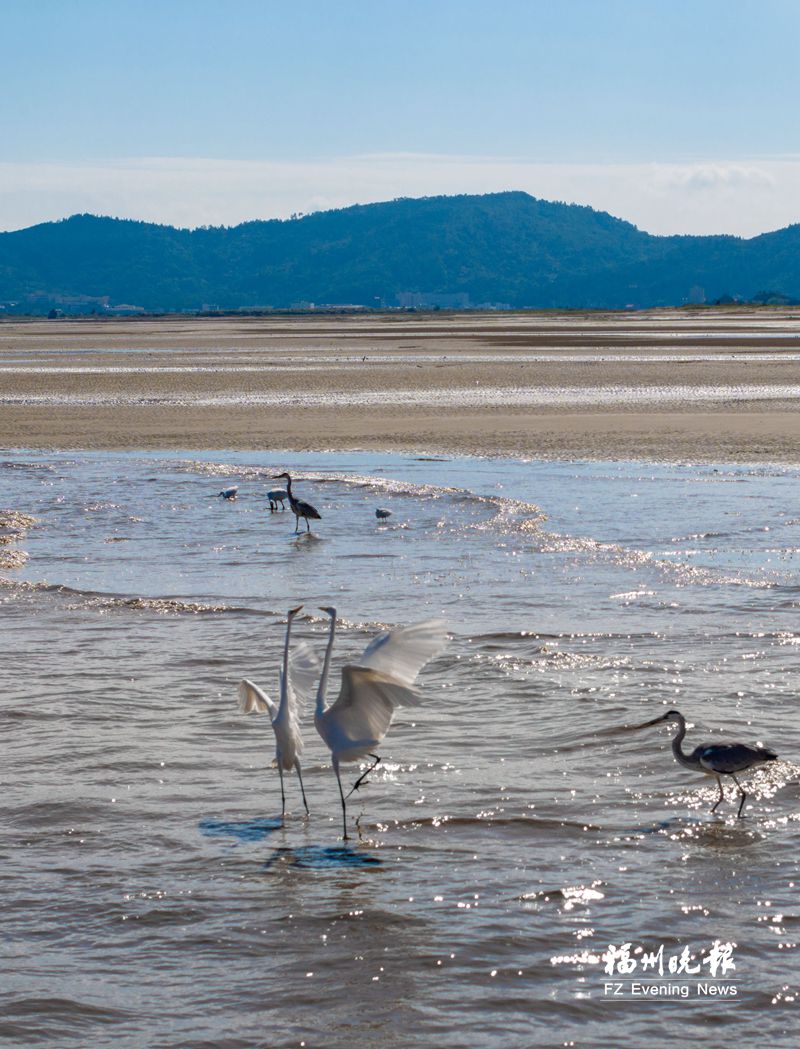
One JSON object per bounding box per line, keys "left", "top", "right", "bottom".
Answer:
{"left": 1, "top": 154, "right": 799, "bottom": 237}
{"left": 652, "top": 164, "right": 776, "bottom": 191}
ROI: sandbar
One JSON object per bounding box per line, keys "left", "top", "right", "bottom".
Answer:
{"left": 2, "top": 309, "right": 800, "bottom": 463}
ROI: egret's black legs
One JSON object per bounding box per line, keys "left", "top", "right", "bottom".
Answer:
{"left": 710, "top": 775, "right": 726, "bottom": 813}
{"left": 333, "top": 758, "right": 349, "bottom": 840}
{"left": 731, "top": 773, "right": 747, "bottom": 817}
{"left": 348, "top": 753, "right": 381, "bottom": 798}
{"left": 278, "top": 763, "right": 286, "bottom": 818}
{"left": 296, "top": 761, "right": 309, "bottom": 816}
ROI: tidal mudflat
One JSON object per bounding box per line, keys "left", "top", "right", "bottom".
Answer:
{"left": 2, "top": 308, "right": 800, "bottom": 461}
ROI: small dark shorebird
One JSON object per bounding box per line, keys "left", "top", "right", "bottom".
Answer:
{"left": 273, "top": 472, "right": 321, "bottom": 533}
{"left": 638, "top": 708, "right": 778, "bottom": 817}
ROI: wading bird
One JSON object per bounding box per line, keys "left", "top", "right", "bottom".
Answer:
{"left": 314, "top": 607, "right": 447, "bottom": 838}
{"left": 237, "top": 605, "right": 320, "bottom": 817}
{"left": 637, "top": 708, "right": 778, "bottom": 817}
{"left": 218, "top": 485, "right": 239, "bottom": 500}
{"left": 273, "top": 472, "right": 321, "bottom": 533}
{"left": 268, "top": 488, "right": 288, "bottom": 512}
{"left": 375, "top": 508, "right": 392, "bottom": 520}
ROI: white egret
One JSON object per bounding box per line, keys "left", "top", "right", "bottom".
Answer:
{"left": 637, "top": 709, "right": 778, "bottom": 817}
{"left": 268, "top": 489, "right": 288, "bottom": 512}
{"left": 314, "top": 607, "right": 448, "bottom": 838}
{"left": 238, "top": 605, "right": 320, "bottom": 817}
{"left": 273, "top": 472, "right": 321, "bottom": 533}
{"left": 218, "top": 485, "right": 239, "bottom": 500}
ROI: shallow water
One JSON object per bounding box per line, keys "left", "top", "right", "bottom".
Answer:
{"left": 2, "top": 450, "right": 799, "bottom": 1048}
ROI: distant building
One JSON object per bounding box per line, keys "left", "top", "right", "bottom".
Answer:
{"left": 396, "top": 291, "right": 471, "bottom": 309}
{"left": 105, "top": 304, "right": 146, "bottom": 315}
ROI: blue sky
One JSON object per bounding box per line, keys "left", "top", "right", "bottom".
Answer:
{"left": 2, "top": 0, "right": 799, "bottom": 234}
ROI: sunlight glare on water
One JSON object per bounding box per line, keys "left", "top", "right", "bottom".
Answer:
{"left": 1, "top": 449, "right": 799, "bottom": 1047}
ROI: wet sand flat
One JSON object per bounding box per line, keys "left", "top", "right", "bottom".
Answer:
{"left": 2, "top": 308, "right": 800, "bottom": 461}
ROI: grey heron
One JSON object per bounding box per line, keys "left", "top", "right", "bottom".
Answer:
{"left": 314, "top": 607, "right": 447, "bottom": 839}
{"left": 637, "top": 708, "right": 778, "bottom": 817}
{"left": 237, "top": 605, "right": 320, "bottom": 817}
{"left": 273, "top": 472, "right": 321, "bottom": 533}
{"left": 218, "top": 485, "right": 239, "bottom": 500}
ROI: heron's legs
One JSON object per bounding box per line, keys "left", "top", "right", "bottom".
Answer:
{"left": 305, "top": 516, "right": 311, "bottom": 532}
{"left": 295, "top": 761, "right": 310, "bottom": 816}
{"left": 731, "top": 773, "right": 747, "bottom": 817}
{"left": 333, "top": 757, "right": 349, "bottom": 840}
{"left": 348, "top": 753, "right": 381, "bottom": 797}
{"left": 710, "top": 775, "right": 726, "bottom": 813}
{"left": 294, "top": 513, "right": 300, "bottom": 533}
{"left": 277, "top": 763, "right": 286, "bottom": 818}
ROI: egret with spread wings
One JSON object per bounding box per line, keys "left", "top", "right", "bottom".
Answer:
{"left": 238, "top": 605, "right": 319, "bottom": 817}
{"left": 315, "top": 607, "right": 447, "bottom": 838}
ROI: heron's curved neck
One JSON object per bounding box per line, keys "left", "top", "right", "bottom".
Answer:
{"left": 277, "top": 614, "right": 293, "bottom": 717}
{"left": 285, "top": 475, "right": 299, "bottom": 511}
{"left": 316, "top": 615, "right": 336, "bottom": 717}
{"left": 670, "top": 715, "right": 699, "bottom": 769}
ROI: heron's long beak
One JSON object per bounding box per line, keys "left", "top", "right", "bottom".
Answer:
{"left": 288, "top": 604, "right": 303, "bottom": 617}
{"left": 630, "top": 714, "right": 669, "bottom": 730}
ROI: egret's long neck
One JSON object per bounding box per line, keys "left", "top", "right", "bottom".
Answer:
{"left": 316, "top": 615, "right": 336, "bottom": 718}
{"left": 277, "top": 614, "right": 293, "bottom": 717}
{"left": 670, "top": 715, "right": 699, "bottom": 770}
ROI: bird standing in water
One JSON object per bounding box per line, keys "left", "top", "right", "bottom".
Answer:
{"left": 637, "top": 708, "right": 778, "bottom": 817}
{"left": 237, "top": 605, "right": 319, "bottom": 817}
{"left": 267, "top": 489, "right": 287, "bottom": 512}
{"left": 218, "top": 485, "right": 239, "bottom": 500}
{"left": 314, "top": 607, "right": 447, "bottom": 839}
{"left": 273, "top": 472, "right": 321, "bottom": 533}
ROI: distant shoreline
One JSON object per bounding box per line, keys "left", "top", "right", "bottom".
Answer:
{"left": 2, "top": 311, "right": 800, "bottom": 464}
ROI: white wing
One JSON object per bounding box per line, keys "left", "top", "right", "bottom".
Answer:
{"left": 318, "top": 666, "right": 410, "bottom": 757}
{"left": 237, "top": 678, "right": 276, "bottom": 717}
{"left": 358, "top": 618, "right": 447, "bottom": 687}
{"left": 288, "top": 640, "right": 321, "bottom": 711}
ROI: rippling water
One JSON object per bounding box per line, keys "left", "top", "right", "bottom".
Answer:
{"left": 2, "top": 450, "right": 799, "bottom": 1047}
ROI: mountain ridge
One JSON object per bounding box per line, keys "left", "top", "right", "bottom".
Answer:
{"left": 1, "top": 191, "right": 798, "bottom": 313}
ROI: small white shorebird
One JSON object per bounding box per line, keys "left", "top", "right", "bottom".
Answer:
{"left": 637, "top": 708, "right": 778, "bottom": 817}
{"left": 218, "top": 485, "right": 239, "bottom": 501}
{"left": 314, "top": 607, "right": 447, "bottom": 839}
{"left": 268, "top": 489, "right": 288, "bottom": 512}
{"left": 238, "top": 606, "right": 320, "bottom": 817}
